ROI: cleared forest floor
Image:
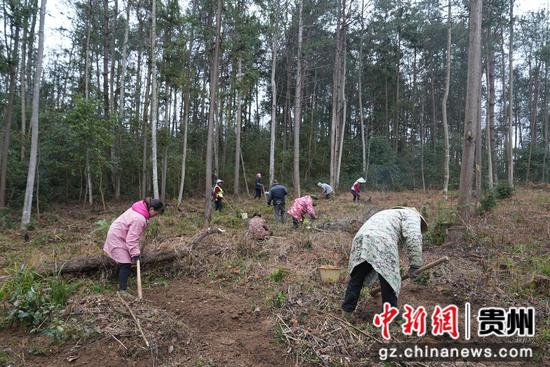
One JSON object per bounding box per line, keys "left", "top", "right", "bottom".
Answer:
{"left": 0, "top": 187, "right": 548, "bottom": 366}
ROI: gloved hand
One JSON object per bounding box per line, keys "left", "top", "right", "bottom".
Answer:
{"left": 132, "top": 255, "right": 141, "bottom": 263}
{"left": 408, "top": 265, "right": 420, "bottom": 279}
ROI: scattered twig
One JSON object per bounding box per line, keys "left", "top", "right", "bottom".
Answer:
{"left": 117, "top": 292, "right": 150, "bottom": 348}
{"left": 326, "top": 313, "right": 382, "bottom": 343}
{"left": 107, "top": 330, "right": 128, "bottom": 350}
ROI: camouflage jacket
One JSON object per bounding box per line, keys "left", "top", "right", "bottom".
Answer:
{"left": 247, "top": 217, "right": 270, "bottom": 240}
{"left": 348, "top": 208, "right": 423, "bottom": 296}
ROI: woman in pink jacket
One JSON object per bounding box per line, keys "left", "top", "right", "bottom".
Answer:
{"left": 103, "top": 198, "right": 164, "bottom": 291}
{"left": 287, "top": 195, "right": 317, "bottom": 228}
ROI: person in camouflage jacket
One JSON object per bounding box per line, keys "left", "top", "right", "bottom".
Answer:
{"left": 341, "top": 207, "right": 428, "bottom": 315}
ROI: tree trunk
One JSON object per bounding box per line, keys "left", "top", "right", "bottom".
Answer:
{"left": 205, "top": 0, "right": 222, "bottom": 224}
{"left": 21, "top": 0, "right": 46, "bottom": 229}
{"left": 234, "top": 58, "right": 243, "bottom": 196}
{"left": 293, "top": 0, "right": 304, "bottom": 197}
{"left": 269, "top": 33, "right": 278, "bottom": 186}
{"left": 102, "top": 0, "right": 109, "bottom": 119}
{"left": 329, "top": 0, "right": 347, "bottom": 189}
{"left": 507, "top": 0, "right": 514, "bottom": 188}
{"left": 178, "top": 87, "right": 190, "bottom": 205}
{"left": 487, "top": 37, "right": 497, "bottom": 188}
{"left": 542, "top": 62, "right": 549, "bottom": 182}
{"left": 0, "top": 19, "right": 20, "bottom": 208}
{"left": 358, "top": 0, "right": 367, "bottom": 179}
{"left": 31, "top": 228, "right": 225, "bottom": 277}
{"left": 84, "top": 0, "right": 93, "bottom": 100}
{"left": 526, "top": 62, "right": 540, "bottom": 183}
{"left": 86, "top": 150, "right": 93, "bottom": 205}
{"left": 20, "top": 12, "right": 28, "bottom": 162}
{"left": 441, "top": 0, "right": 451, "bottom": 200}
{"left": 114, "top": 2, "right": 130, "bottom": 200}
{"left": 458, "top": 0, "right": 483, "bottom": 221}
{"left": 150, "top": 0, "right": 159, "bottom": 199}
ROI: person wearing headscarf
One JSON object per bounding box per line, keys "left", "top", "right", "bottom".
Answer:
{"left": 287, "top": 195, "right": 317, "bottom": 229}
{"left": 317, "top": 182, "right": 334, "bottom": 199}
{"left": 341, "top": 207, "right": 428, "bottom": 317}
{"left": 350, "top": 177, "right": 366, "bottom": 202}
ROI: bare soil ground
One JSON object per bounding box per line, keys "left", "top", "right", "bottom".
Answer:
{"left": 0, "top": 188, "right": 548, "bottom": 366}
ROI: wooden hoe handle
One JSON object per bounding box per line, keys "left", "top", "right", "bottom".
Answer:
{"left": 369, "top": 256, "right": 449, "bottom": 296}
{"left": 136, "top": 260, "right": 143, "bottom": 300}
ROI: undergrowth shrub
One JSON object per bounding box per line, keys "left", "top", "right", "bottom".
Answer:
{"left": 269, "top": 268, "right": 288, "bottom": 283}
{"left": 479, "top": 190, "right": 496, "bottom": 214}
{"left": 0, "top": 266, "right": 79, "bottom": 340}
{"left": 425, "top": 204, "right": 457, "bottom": 246}
{"left": 495, "top": 183, "right": 514, "bottom": 199}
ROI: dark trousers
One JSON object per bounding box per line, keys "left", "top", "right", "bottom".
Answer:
{"left": 292, "top": 217, "right": 300, "bottom": 228}
{"left": 342, "top": 261, "right": 397, "bottom": 312}
{"left": 255, "top": 188, "right": 262, "bottom": 199}
{"left": 351, "top": 189, "right": 360, "bottom": 202}
{"left": 274, "top": 203, "right": 285, "bottom": 223}
{"left": 118, "top": 263, "right": 132, "bottom": 291}
{"left": 214, "top": 199, "right": 223, "bottom": 211}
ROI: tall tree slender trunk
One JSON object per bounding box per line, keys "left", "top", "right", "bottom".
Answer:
{"left": 475, "top": 79, "right": 482, "bottom": 202}
{"left": 20, "top": 9, "right": 28, "bottom": 162}
{"left": 458, "top": 0, "right": 483, "bottom": 221}
{"left": 234, "top": 58, "right": 243, "bottom": 196}
{"left": 293, "top": 0, "right": 304, "bottom": 197}
{"left": 507, "top": 0, "right": 514, "bottom": 188}
{"left": 269, "top": 15, "right": 278, "bottom": 186}
{"left": 441, "top": 0, "right": 451, "bottom": 200}
{"left": 178, "top": 14, "right": 195, "bottom": 205}
{"left": 178, "top": 87, "right": 190, "bottom": 204}
{"left": 205, "top": 0, "right": 222, "bottom": 223}
{"left": 102, "top": 0, "right": 109, "bottom": 118}
{"left": 84, "top": 0, "right": 93, "bottom": 100}
{"left": 421, "top": 100, "right": 426, "bottom": 192}
{"left": 329, "top": 0, "right": 347, "bottom": 189}
{"left": 0, "top": 18, "right": 20, "bottom": 208}
{"left": 526, "top": 62, "right": 540, "bottom": 182}
{"left": 358, "top": 0, "right": 367, "bottom": 179}
{"left": 487, "top": 36, "right": 498, "bottom": 188}
{"left": 542, "top": 62, "right": 549, "bottom": 182}
{"left": 21, "top": 0, "right": 46, "bottom": 229}
{"left": 486, "top": 59, "right": 494, "bottom": 190}
{"left": 114, "top": 2, "right": 130, "bottom": 199}
{"left": 150, "top": 0, "right": 159, "bottom": 199}
{"left": 141, "top": 61, "right": 152, "bottom": 198}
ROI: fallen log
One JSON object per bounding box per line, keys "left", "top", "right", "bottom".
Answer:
{"left": 37, "top": 227, "right": 225, "bottom": 276}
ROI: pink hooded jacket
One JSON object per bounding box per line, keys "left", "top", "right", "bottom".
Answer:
{"left": 287, "top": 195, "right": 316, "bottom": 222}
{"left": 103, "top": 201, "right": 150, "bottom": 263}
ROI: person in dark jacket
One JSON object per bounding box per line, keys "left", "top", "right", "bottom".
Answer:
{"left": 255, "top": 173, "right": 263, "bottom": 199}
{"left": 267, "top": 179, "right": 289, "bottom": 224}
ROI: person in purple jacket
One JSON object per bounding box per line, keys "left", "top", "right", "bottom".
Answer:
{"left": 103, "top": 198, "right": 164, "bottom": 291}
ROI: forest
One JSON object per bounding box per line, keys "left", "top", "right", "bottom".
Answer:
{"left": 0, "top": 0, "right": 549, "bottom": 366}
{"left": 0, "top": 0, "right": 548, "bottom": 222}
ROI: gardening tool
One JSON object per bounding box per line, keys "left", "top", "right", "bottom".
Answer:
{"left": 136, "top": 259, "right": 143, "bottom": 300}
{"left": 369, "top": 256, "right": 449, "bottom": 296}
